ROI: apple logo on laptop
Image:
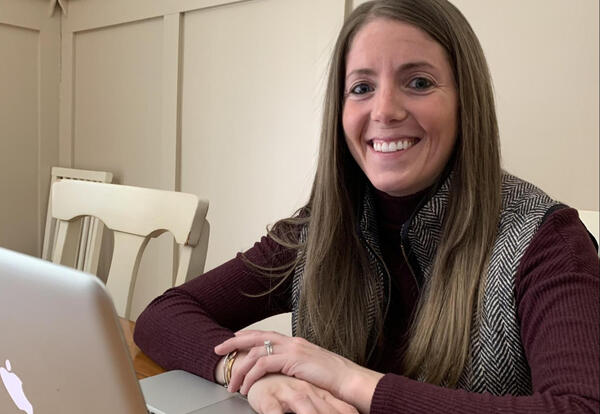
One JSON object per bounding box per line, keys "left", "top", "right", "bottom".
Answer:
{"left": 1, "top": 360, "right": 33, "bottom": 414}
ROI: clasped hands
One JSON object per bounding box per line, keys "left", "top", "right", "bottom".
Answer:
{"left": 215, "top": 330, "right": 383, "bottom": 414}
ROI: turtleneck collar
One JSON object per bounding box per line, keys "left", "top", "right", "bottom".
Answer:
{"left": 372, "top": 187, "right": 430, "bottom": 231}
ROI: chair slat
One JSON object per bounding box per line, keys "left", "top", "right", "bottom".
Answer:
{"left": 106, "top": 232, "right": 149, "bottom": 318}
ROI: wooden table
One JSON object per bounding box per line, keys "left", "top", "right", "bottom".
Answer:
{"left": 119, "top": 318, "right": 166, "bottom": 379}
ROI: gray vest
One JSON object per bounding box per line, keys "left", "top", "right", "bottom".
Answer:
{"left": 291, "top": 172, "right": 562, "bottom": 395}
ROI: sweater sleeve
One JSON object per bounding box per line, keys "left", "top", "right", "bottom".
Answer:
{"left": 133, "top": 235, "right": 296, "bottom": 382}
{"left": 370, "top": 207, "right": 600, "bottom": 414}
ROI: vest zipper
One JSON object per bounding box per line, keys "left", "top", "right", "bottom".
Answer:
{"left": 400, "top": 241, "right": 420, "bottom": 293}
{"left": 363, "top": 241, "right": 392, "bottom": 363}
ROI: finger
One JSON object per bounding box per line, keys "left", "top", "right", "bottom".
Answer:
{"left": 310, "top": 387, "right": 358, "bottom": 414}
{"left": 214, "top": 336, "right": 255, "bottom": 355}
{"left": 215, "top": 331, "right": 285, "bottom": 355}
{"left": 240, "top": 355, "right": 291, "bottom": 394}
{"left": 228, "top": 344, "right": 265, "bottom": 391}
{"left": 214, "top": 337, "right": 245, "bottom": 355}
{"left": 234, "top": 329, "right": 269, "bottom": 336}
{"left": 305, "top": 390, "right": 346, "bottom": 414}
{"left": 229, "top": 343, "right": 281, "bottom": 392}
{"left": 322, "top": 393, "right": 359, "bottom": 414}
{"left": 257, "top": 395, "right": 285, "bottom": 414}
{"left": 285, "top": 392, "right": 318, "bottom": 414}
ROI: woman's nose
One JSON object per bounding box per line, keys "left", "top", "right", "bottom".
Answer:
{"left": 371, "top": 86, "right": 407, "bottom": 124}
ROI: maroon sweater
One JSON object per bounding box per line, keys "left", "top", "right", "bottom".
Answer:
{"left": 134, "top": 196, "right": 599, "bottom": 413}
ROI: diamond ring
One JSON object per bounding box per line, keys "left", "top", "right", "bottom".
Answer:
{"left": 264, "top": 340, "right": 273, "bottom": 356}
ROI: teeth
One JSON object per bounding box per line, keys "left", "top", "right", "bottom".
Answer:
{"left": 372, "top": 139, "right": 416, "bottom": 153}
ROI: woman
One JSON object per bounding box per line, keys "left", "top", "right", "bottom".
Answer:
{"left": 134, "top": 0, "right": 599, "bottom": 413}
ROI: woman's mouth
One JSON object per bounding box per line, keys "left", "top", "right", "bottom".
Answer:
{"left": 370, "top": 138, "right": 420, "bottom": 153}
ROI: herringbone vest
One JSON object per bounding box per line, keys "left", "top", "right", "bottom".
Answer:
{"left": 291, "top": 172, "right": 562, "bottom": 395}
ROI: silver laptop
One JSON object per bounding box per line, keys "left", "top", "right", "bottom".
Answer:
{"left": 0, "top": 247, "right": 254, "bottom": 414}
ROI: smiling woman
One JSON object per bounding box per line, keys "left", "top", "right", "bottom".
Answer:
{"left": 133, "top": 1, "right": 599, "bottom": 413}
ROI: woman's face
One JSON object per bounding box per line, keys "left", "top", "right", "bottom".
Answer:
{"left": 342, "top": 18, "right": 458, "bottom": 196}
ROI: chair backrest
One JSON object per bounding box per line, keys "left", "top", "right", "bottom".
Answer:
{"left": 51, "top": 180, "right": 209, "bottom": 318}
{"left": 42, "top": 167, "right": 113, "bottom": 275}
{"left": 578, "top": 209, "right": 599, "bottom": 252}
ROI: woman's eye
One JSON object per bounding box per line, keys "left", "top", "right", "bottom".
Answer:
{"left": 349, "top": 83, "right": 374, "bottom": 95}
{"left": 408, "top": 77, "right": 433, "bottom": 90}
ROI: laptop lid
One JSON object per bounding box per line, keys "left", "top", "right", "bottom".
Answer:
{"left": 0, "top": 247, "right": 256, "bottom": 414}
{"left": 0, "top": 247, "right": 147, "bottom": 414}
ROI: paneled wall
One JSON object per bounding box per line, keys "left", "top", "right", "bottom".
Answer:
{"left": 0, "top": 0, "right": 60, "bottom": 256}
{"left": 59, "top": 0, "right": 346, "bottom": 318}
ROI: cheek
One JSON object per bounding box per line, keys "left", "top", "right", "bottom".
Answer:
{"left": 440, "top": 106, "right": 459, "bottom": 151}
{"left": 417, "top": 99, "right": 458, "bottom": 146}
{"left": 341, "top": 101, "right": 363, "bottom": 140}
{"left": 341, "top": 105, "right": 352, "bottom": 138}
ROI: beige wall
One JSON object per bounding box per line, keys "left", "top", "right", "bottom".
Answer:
{"left": 0, "top": 0, "right": 60, "bottom": 256}
{"left": 354, "top": 0, "right": 599, "bottom": 210}
{"left": 69, "top": 16, "right": 173, "bottom": 317}
{"left": 180, "top": 0, "right": 343, "bottom": 269}
{"left": 1, "top": 0, "right": 598, "bottom": 320}
{"left": 0, "top": 23, "right": 38, "bottom": 255}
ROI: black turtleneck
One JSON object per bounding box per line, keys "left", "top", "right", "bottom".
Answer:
{"left": 371, "top": 187, "right": 428, "bottom": 371}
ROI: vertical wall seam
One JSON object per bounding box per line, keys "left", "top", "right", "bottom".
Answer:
{"left": 175, "top": 12, "right": 183, "bottom": 193}
{"left": 37, "top": 25, "right": 43, "bottom": 255}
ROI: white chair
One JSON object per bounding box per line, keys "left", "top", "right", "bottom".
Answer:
{"left": 51, "top": 180, "right": 209, "bottom": 319}
{"left": 42, "top": 167, "right": 113, "bottom": 274}
{"left": 244, "top": 313, "right": 292, "bottom": 336}
{"left": 578, "top": 209, "right": 599, "bottom": 253}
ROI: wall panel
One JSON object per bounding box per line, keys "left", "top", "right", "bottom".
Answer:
{"left": 0, "top": 0, "right": 60, "bottom": 257}
{"left": 70, "top": 17, "right": 172, "bottom": 319}
{"left": 72, "top": 18, "right": 164, "bottom": 186}
{"left": 180, "top": 0, "right": 344, "bottom": 271}
{"left": 0, "top": 24, "right": 39, "bottom": 255}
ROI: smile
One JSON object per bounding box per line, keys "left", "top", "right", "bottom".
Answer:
{"left": 370, "top": 138, "right": 419, "bottom": 153}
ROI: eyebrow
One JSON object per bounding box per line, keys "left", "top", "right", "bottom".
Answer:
{"left": 345, "top": 61, "right": 437, "bottom": 81}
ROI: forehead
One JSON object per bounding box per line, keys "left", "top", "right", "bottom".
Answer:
{"left": 346, "top": 18, "right": 450, "bottom": 71}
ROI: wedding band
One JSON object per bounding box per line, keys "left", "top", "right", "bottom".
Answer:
{"left": 264, "top": 340, "right": 273, "bottom": 356}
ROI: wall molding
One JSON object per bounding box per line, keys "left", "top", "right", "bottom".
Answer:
{"left": 62, "top": 0, "right": 251, "bottom": 33}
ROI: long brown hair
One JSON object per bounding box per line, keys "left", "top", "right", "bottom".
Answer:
{"left": 260, "top": 0, "right": 501, "bottom": 386}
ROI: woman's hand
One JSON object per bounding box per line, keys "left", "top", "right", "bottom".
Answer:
{"left": 214, "top": 330, "right": 383, "bottom": 413}
{"left": 216, "top": 330, "right": 350, "bottom": 395}
{"left": 247, "top": 374, "right": 358, "bottom": 414}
